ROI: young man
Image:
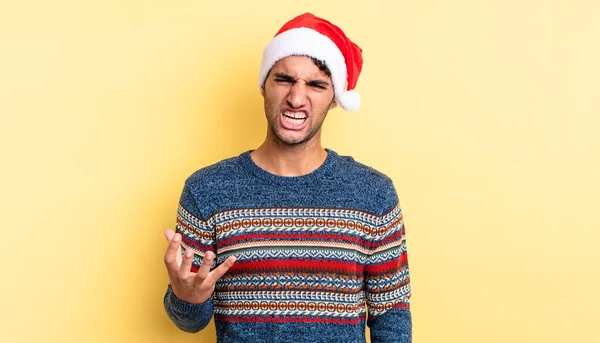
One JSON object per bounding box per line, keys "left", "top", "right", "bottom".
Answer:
{"left": 163, "top": 13, "right": 412, "bottom": 343}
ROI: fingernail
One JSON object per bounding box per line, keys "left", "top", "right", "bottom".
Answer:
{"left": 205, "top": 251, "right": 213, "bottom": 260}
{"left": 174, "top": 234, "right": 181, "bottom": 242}
{"left": 185, "top": 250, "right": 193, "bottom": 257}
{"left": 231, "top": 256, "right": 237, "bottom": 263}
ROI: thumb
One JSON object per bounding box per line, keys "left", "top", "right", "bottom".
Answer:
{"left": 164, "top": 229, "right": 176, "bottom": 242}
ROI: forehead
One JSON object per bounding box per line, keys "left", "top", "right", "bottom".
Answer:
{"left": 270, "top": 55, "right": 330, "bottom": 80}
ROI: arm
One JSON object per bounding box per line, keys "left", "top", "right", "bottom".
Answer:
{"left": 163, "top": 285, "right": 214, "bottom": 333}
{"left": 163, "top": 182, "right": 235, "bottom": 332}
{"left": 365, "top": 197, "right": 412, "bottom": 343}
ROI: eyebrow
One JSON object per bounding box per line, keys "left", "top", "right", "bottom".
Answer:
{"left": 307, "top": 79, "right": 330, "bottom": 88}
{"left": 273, "top": 72, "right": 330, "bottom": 88}
{"left": 273, "top": 73, "right": 296, "bottom": 82}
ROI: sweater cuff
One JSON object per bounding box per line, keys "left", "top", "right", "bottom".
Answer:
{"left": 165, "top": 285, "right": 211, "bottom": 316}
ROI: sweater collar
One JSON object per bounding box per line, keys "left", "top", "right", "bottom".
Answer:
{"left": 239, "top": 148, "right": 338, "bottom": 185}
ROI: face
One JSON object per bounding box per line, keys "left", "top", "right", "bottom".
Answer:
{"left": 262, "top": 55, "right": 336, "bottom": 146}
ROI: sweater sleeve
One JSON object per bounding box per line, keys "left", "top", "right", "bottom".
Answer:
{"left": 163, "top": 182, "right": 216, "bottom": 332}
{"left": 365, "top": 187, "right": 412, "bottom": 343}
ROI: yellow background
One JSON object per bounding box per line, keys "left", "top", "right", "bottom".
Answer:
{"left": 1, "top": 0, "right": 599, "bottom": 342}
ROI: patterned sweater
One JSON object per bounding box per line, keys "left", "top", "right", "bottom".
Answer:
{"left": 163, "top": 149, "right": 412, "bottom": 343}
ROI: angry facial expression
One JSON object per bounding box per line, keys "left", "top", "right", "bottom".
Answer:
{"left": 262, "top": 55, "right": 336, "bottom": 146}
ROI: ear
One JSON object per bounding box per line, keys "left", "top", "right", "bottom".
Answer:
{"left": 261, "top": 68, "right": 274, "bottom": 97}
{"left": 329, "top": 98, "right": 337, "bottom": 110}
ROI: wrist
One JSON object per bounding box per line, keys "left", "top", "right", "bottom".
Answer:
{"left": 170, "top": 285, "right": 210, "bottom": 305}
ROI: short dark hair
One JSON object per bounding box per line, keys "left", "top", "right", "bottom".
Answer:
{"left": 261, "top": 56, "right": 333, "bottom": 90}
{"left": 311, "top": 57, "right": 332, "bottom": 78}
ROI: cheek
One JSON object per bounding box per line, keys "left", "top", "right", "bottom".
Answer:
{"left": 265, "top": 88, "right": 285, "bottom": 107}
{"left": 264, "top": 98, "right": 283, "bottom": 121}
{"left": 265, "top": 94, "right": 278, "bottom": 111}
{"left": 310, "top": 92, "right": 335, "bottom": 109}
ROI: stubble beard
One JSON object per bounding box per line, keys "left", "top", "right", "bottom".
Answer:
{"left": 265, "top": 106, "right": 328, "bottom": 147}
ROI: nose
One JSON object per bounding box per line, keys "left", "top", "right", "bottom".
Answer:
{"left": 286, "top": 83, "right": 308, "bottom": 109}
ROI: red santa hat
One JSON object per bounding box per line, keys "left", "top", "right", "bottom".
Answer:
{"left": 258, "top": 13, "right": 363, "bottom": 111}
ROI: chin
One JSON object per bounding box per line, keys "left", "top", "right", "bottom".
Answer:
{"left": 274, "top": 131, "right": 309, "bottom": 146}
{"left": 278, "top": 136, "right": 307, "bottom": 146}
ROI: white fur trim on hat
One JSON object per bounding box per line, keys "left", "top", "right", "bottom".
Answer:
{"left": 339, "top": 90, "right": 361, "bottom": 111}
{"left": 258, "top": 27, "right": 350, "bottom": 109}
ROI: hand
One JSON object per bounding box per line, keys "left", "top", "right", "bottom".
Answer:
{"left": 163, "top": 229, "right": 236, "bottom": 304}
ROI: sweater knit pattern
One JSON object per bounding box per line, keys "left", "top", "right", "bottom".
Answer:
{"left": 164, "top": 149, "right": 412, "bottom": 343}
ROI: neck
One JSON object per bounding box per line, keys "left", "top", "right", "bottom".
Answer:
{"left": 250, "top": 133, "right": 328, "bottom": 177}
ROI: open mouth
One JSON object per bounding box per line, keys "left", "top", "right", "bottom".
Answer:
{"left": 282, "top": 111, "right": 307, "bottom": 125}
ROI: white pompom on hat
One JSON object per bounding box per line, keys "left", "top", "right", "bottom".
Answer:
{"left": 258, "top": 13, "right": 364, "bottom": 111}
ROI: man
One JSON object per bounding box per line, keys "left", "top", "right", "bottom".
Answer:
{"left": 163, "top": 12, "right": 412, "bottom": 343}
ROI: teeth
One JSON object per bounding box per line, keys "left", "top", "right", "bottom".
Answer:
{"left": 283, "top": 111, "right": 307, "bottom": 119}
{"left": 284, "top": 116, "right": 305, "bottom": 125}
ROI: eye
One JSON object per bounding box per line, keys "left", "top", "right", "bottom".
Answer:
{"left": 308, "top": 83, "right": 327, "bottom": 90}
{"left": 275, "top": 78, "right": 293, "bottom": 83}
{"left": 307, "top": 81, "right": 329, "bottom": 90}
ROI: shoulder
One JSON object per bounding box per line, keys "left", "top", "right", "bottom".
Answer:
{"left": 184, "top": 153, "right": 245, "bottom": 191}
{"left": 178, "top": 153, "right": 248, "bottom": 219}
{"left": 333, "top": 151, "right": 399, "bottom": 215}
{"left": 336, "top": 153, "right": 394, "bottom": 186}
